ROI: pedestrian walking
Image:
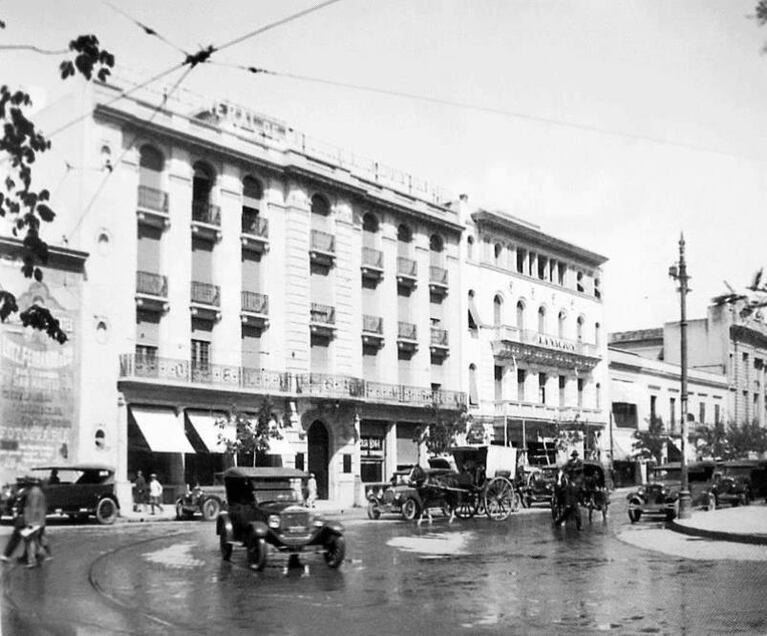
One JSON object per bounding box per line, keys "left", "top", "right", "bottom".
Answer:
{"left": 2, "top": 479, "right": 52, "bottom": 567}
{"left": 133, "top": 470, "right": 147, "bottom": 513}
{"left": 555, "top": 474, "right": 582, "bottom": 530}
{"left": 306, "top": 473, "right": 317, "bottom": 508}
{"left": 148, "top": 473, "right": 163, "bottom": 515}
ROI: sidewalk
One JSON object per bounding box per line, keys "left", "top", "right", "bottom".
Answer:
{"left": 667, "top": 502, "right": 767, "bottom": 545}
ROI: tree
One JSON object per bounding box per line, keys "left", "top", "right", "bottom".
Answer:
{"left": 632, "top": 415, "right": 666, "bottom": 464}
{"left": 0, "top": 22, "right": 114, "bottom": 342}
{"left": 216, "top": 398, "right": 283, "bottom": 462}
{"left": 415, "top": 402, "right": 470, "bottom": 457}
{"left": 690, "top": 420, "right": 729, "bottom": 460}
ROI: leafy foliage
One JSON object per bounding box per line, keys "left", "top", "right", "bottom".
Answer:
{"left": 632, "top": 415, "right": 666, "bottom": 464}
{"left": 726, "top": 420, "right": 767, "bottom": 457}
{"left": 691, "top": 420, "right": 728, "bottom": 460}
{"left": 216, "top": 399, "right": 282, "bottom": 458}
{"left": 0, "top": 22, "right": 114, "bottom": 342}
{"left": 415, "top": 402, "right": 470, "bottom": 456}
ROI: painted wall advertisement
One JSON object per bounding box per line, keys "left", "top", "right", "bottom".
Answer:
{"left": 0, "top": 278, "right": 79, "bottom": 482}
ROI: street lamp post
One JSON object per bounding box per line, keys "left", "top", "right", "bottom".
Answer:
{"left": 669, "top": 233, "right": 692, "bottom": 519}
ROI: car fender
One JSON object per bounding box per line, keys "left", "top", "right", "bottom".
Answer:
{"left": 217, "top": 512, "right": 233, "bottom": 540}
{"left": 95, "top": 494, "right": 120, "bottom": 510}
{"left": 248, "top": 520, "right": 269, "bottom": 539}
{"left": 627, "top": 496, "right": 643, "bottom": 509}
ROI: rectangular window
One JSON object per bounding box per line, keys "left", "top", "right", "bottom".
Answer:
{"left": 699, "top": 402, "right": 706, "bottom": 424}
{"left": 294, "top": 453, "right": 305, "bottom": 471}
{"left": 191, "top": 339, "right": 210, "bottom": 371}
{"left": 516, "top": 249, "right": 526, "bottom": 274}
{"left": 650, "top": 395, "right": 657, "bottom": 423}
{"left": 714, "top": 403, "right": 721, "bottom": 425}
{"left": 557, "top": 262, "right": 567, "bottom": 286}
{"left": 342, "top": 454, "right": 352, "bottom": 474}
{"left": 612, "top": 402, "right": 638, "bottom": 428}
{"left": 241, "top": 325, "right": 261, "bottom": 369}
{"left": 135, "top": 344, "right": 157, "bottom": 364}
{"left": 670, "top": 398, "right": 676, "bottom": 431}
{"left": 469, "top": 367, "right": 479, "bottom": 406}
{"left": 494, "top": 366, "right": 503, "bottom": 402}
{"left": 558, "top": 376, "right": 566, "bottom": 407}
{"left": 517, "top": 369, "right": 526, "bottom": 402}
{"left": 577, "top": 378, "right": 584, "bottom": 408}
{"left": 538, "top": 373, "right": 547, "bottom": 405}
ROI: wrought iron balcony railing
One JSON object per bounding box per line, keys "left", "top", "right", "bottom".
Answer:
{"left": 363, "top": 315, "right": 383, "bottom": 334}
{"left": 431, "top": 327, "right": 448, "bottom": 346}
{"left": 493, "top": 325, "right": 599, "bottom": 357}
{"left": 397, "top": 256, "right": 417, "bottom": 277}
{"left": 310, "top": 303, "right": 335, "bottom": 325}
{"left": 398, "top": 321, "right": 417, "bottom": 340}
{"left": 310, "top": 229, "right": 335, "bottom": 253}
{"left": 191, "top": 281, "right": 221, "bottom": 306}
{"left": 136, "top": 271, "right": 168, "bottom": 297}
{"left": 191, "top": 200, "right": 221, "bottom": 226}
{"left": 242, "top": 214, "right": 268, "bottom": 237}
{"left": 362, "top": 247, "right": 383, "bottom": 269}
{"left": 241, "top": 291, "right": 268, "bottom": 314}
{"left": 429, "top": 265, "right": 448, "bottom": 285}
{"left": 137, "top": 185, "right": 168, "bottom": 212}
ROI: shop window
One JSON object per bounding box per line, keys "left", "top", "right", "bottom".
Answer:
{"left": 612, "top": 402, "right": 638, "bottom": 428}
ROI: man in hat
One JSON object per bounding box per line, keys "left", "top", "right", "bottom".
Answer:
{"left": 565, "top": 449, "right": 583, "bottom": 475}
{"left": 148, "top": 473, "right": 163, "bottom": 515}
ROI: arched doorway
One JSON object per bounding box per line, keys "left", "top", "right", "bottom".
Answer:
{"left": 307, "top": 420, "right": 329, "bottom": 499}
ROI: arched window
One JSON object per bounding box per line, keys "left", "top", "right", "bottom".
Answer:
{"left": 311, "top": 194, "right": 330, "bottom": 216}
{"left": 242, "top": 176, "right": 263, "bottom": 206}
{"left": 595, "top": 322, "right": 601, "bottom": 345}
{"left": 139, "top": 145, "right": 164, "bottom": 191}
{"left": 596, "top": 382, "right": 601, "bottom": 409}
{"left": 397, "top": 224, "right": 413, "bottom": 257}
{"left": 468, "top": 290, "right": 478, "bottom": 330}
{"left": 430, "top": 233, "right": 445, "bottom": 267}
{"left": 469, "top": 364, "right": 478, "bottom": 405}
{"left": 516, "top": 301, "right": 525, "bottom": 331}
{"left": 467, "top": 236, "right": 474, "bottom": 260}
{"left": 362, "top": 213, "right": 379, "bottom": 234}
{"left": 558, "top": 310, "right": 566, "bottom": 339}
{"left": 493, "top": 295, "right": 503, "bottom": 326}
{"left": 537, "top": 306, "right": 546, "bottom": 335}
{"left": 577, "top": 315, "right": 585, "bottom": 342}
{"left": 494, "top": 243, "right": 503, "bottom": 265}
{"left": 192, "top": 162, "right": 214, "bottom": 206}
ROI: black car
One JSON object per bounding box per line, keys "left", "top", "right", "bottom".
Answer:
{"left": 216, "top": 467, "right": 345, "bottom": 571}
{"left": 176, "top": 473, "right": 226, "bottom": 521}
{"left": 716, "top": 459, "right": 767, "bottom": 504}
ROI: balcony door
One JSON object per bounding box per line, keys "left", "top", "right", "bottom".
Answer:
{"left": 307, "top": 420, "right": 329, "bottom": 499}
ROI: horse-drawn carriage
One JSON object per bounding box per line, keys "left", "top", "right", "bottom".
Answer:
{"left": 413, "top": 445, "right": 521, "bottom": 522}
{"left": 550, "top": 460, "right": 610, "bottom": 523}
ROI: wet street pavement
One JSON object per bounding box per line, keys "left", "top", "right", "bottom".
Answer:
{"left": 3, "top": 497, "right": 767, "bottom": 635}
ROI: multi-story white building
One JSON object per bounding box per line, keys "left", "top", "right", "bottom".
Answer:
{"left": 458, "top": 206, "right": 609, "bottom": 463}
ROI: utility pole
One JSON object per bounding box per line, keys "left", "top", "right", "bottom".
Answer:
{"left": 669, "top": 233, "right": 692, "bottom": 519}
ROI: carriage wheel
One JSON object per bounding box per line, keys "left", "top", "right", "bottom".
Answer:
{"left": 484, "top": 478, "right": 516, "bottom": 521}
{"left": 454, "top": 491, "right": 478, "bottom": 519}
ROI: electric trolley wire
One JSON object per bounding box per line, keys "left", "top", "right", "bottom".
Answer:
{"left": 0, "top": 44, "right": 69, "bottom": 55}
{"left": 102, "top": 1, "right": 190, "bottom": 57}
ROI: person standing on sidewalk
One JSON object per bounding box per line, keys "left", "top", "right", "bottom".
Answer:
{"left": 133, "top": 470, "right": 147, "bottom": 513}
{"left": 148, "top": 473, "right": 163, "bottom": 515}
{"left": 306, "top": 473, "right": 317, "bottom": 509}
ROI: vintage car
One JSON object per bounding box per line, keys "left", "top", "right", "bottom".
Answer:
{"left": 175, "top": 474, "right": 226, "bottom": 521}
{"left": 627, "top": 460, "right": 718, "bottom": 523}
{"left": 216, "top": 467, "right": 345, "bottom": 570}
{"left": 365, "top": 466, "right": 418, "bottom": 520}
{"left": 710, "top": 460, "right": 755, "bottom": 507}
{"left": 517, "top": 465, "right": 557, "bottom": 508}
{"left": 5, "top": 464, "right": 121, "bottom": 525}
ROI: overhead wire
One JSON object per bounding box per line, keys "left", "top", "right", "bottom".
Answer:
{"left": 212, "top": 62, "right": 761, "bottom": 164}
{"left": 0, "top": 44, "right": 68, "bottom": 55}
{"left": 101, "top": 1, "right": 190, "bottom": 57}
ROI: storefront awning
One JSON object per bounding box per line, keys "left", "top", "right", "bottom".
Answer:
{"left": 130, "top": 406, "right": 195, "bottom": 454}
{"left": 187, "top": 411, "right": 233, "bottom": 453}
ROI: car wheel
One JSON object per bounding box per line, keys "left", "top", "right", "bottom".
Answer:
{"left": 96, "top": 498, "right": 118, "bottom": 525}
{"left": 628, "top": 508, "right": 641, "bottom": 523}
{"left": 201, "top": 498, "right": 220, "bottom": 522}
{"left": 366, "top": 503, "right": 381, "bottom": 520}
{"left": 323, "top": 535, "right": 346, "bottom": 569}
{"left": 665, "top": 501, "right": 679, "bottom": 522}
{"left": 401, "top": 498, "right": 419, "bottom": 521}
{"left": 175, "top": 500, "right": 193, "bottom": 521}
{"left": 246, "top": 535, "right": 266, "bottom": 571}
{"left": 706, "top": 493, "right": 717, "bottom": 511}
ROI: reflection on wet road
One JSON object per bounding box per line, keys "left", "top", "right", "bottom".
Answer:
{"left": 3, "top": 501, "right": 767, "bottom": 635}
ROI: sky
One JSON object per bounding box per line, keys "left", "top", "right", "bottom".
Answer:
{"left": 3, "top": 0, "right": 767, "bottom": 333}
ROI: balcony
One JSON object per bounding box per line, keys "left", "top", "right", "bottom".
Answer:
{"left": 310, "top": 302, "right": 336, "bottom": 338}
{"left": 118, "top": 353, "right": 468, "bottom": 409}
{"left": 241, "top": 214, "right": 269, "bottom": 254}
{"left": 362, "top": 314, "right": 384, "bottom": 347}
{"left": 396, "top": 257, "right": 417, "bottom": 289}
{"left": 310, "top": 229, "right": 335, "bottom": 267}
{"left": 494, "top": 400, "right": 607, "bottom": 426}
{"left": 191, "top": 200, "right": 222, "bottom": 242}
{"left": 241, "top": 291, "right": 269, "bottom": 328}
{"left": 361, "top": 247, "right": 384, "bottom": 282}
{"left": 491, "top": 325, "right": 600, "bottom": 370}
{"left": 135, "top": 271, "right": 168, "bottom": 313}
{"left": 397, "top": 321, "right": 418, "bottom": 352}
{"left": 137, "top": 185, "right": 170, "bottom": 229}
{"left": 429, "top": 265, "right": 448, "bottom": 298}
{"left": 190, "top": 281, "right": 221, "bottom": 321}
{"left": 430, "top": 327, "right": 449, "bottom": 358}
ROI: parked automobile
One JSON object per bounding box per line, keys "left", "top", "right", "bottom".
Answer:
{"left": 711, "top": 460, "right": 754, "bottom": 507}
{"left": 216, "top": 467, "right": 345, "bottom": 570}
{"left": 176, "top": 474, "right": 226, "bottom": 521}
{"left": 517, "top": 465, "right": 557, "bottom": 508}
{"left": 627, "top": 460, "right": 718, "bottom": 522}
{"left": 365, "top": 466, "right": 417, "bottom": 520}
{"left": 5, "top": 464, "right": 121, "bottom": 525}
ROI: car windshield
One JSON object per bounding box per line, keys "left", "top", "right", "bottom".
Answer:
{"left": 250, "top": 479, "right": 303, "bottom": 504}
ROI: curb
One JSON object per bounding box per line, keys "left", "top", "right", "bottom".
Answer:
{"left": 667, "top": 520, "right": 767, "bottom": 546}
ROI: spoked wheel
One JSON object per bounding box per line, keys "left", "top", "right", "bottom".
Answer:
{"left": 323, "top": 535, "right": 346, "bottom": 568}
{"left": 201, "top": 498, "right": 221, "bottom": 521}
{"left": 454, "top": 491, "right": 478, "bottom": 519}
{"left": 484, "top": 477, "right": 517, "bottom": 521}
{"left": 175, "top": 501, "right": 193, "bottom": 521}
{"left": 367, "top": 502, "right": 382, "bottom": 520}
{"left": 401, "top": 498, "right": 419, "bottom": 521}
{"left": 246, "top": 534, "right": 267, "bottom": 571}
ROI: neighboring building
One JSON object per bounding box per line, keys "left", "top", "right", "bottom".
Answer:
{"left": 611, "top": 299, "right": 767, "bottom": 430}
{"left": 24, "top": 80, "right": 468, "bottom": 507}
{"left": 608, "top": 345, "right": 729, "bottom": 476}
{"left": 0, "top": 238, "right": 88, "bottom": 486}
{"left": 459, "top": 206, "right": 609, "bottom": 464}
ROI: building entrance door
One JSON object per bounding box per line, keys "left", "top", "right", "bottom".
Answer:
{"left": 307, "top": 420, "right": 329, "bottom": 499}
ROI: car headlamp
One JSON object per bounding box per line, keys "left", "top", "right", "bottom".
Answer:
{"left": 267, "top": 514, "right": 281, "bottom": 529}
{"left": 313, "top": 518, "right": 324, "bottom": 528}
